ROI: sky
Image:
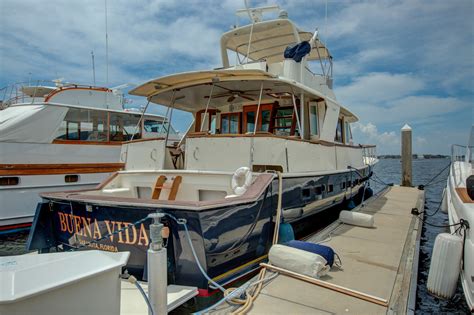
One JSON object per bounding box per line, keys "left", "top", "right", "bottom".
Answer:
{"left": 0, "top": 0, "right": 472, "bottom": 154}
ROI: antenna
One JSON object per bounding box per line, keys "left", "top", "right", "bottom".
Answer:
{"left": 91, "top": 51, "right": 96, "bottom": 86}
{"left": 104, "top": 0, "right": 109, "bottom": 87}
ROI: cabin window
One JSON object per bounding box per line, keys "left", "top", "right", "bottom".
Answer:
{"left": 335, "top": 118, "right": 344, "bottom": 143}
{"left": 340, "top": 182, "right": 346, "bottom": 190}
{"left": 261, "top": 109, "right": 271, "bottom": 131}
{"left": 245, "top": 110, "right": 256, "bottom": 133}
{"left": 309, "top": 104, "right": 318, "bottom": 135}
{"left": 274, "top": 108, "right": 293, "bottom": 136}
{"left": 144, "top": 120, "right": 164, "bottom": 133}
{"left": 221, "top": 113, "right": 241, "bottom": 134}
{"left": 345, "top": 122, "right": 352, "bottom": 143}
{"left": 195, "top": 109, "right": 219, "bottom": 134}
{"left": 110, "top": 113, "right": 141, "bottom": 141}
{"left": 56, "top": 108, "right": 108, "bottom": 141}
{"left": 65, "top": 175, "right": 79, "bottom": 183}
{"left": 252, "top": 164, "right": 284, "bottom": 172}
{"left": 242, "top": 104, "right": 274, "bottom": 133}
{"left": 0, "top": 177, "right": 19, "bottom": 186}
{"left": 328, "top": 184, "right": 334, "bottom": 193}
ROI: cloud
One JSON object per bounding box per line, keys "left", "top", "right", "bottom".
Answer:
{"left": 352, "top": 122, "right": 399, "bottom": 153}
{"left": 337, "top": 72, "right": 424, "bottom": 105}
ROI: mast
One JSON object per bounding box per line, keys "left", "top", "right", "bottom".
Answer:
{"left": 104, "top": 0, "right": 109, "bottom": 87}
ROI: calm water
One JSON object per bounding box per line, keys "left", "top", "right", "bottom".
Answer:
{"left": 0, "top": 159, "right": 470, "bottom": 314}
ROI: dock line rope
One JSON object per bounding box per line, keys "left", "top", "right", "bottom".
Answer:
{"left": 413, "top": 188, "right": 445, "bottom": 217}
{"left": 417, "top": 162, "right": 450, "bottom": 190}
{"left": 411, "top": 207, "right": 468, "bottom": 229}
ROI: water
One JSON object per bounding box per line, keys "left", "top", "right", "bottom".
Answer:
{"left": 0, "top": 159, "right": 470, "bottom": 313}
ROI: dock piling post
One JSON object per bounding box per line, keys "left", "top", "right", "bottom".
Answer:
{"left": 401, "top": 124, "right": 412, "bottom": 187}
{"left": 148, "top": 213, "right": 168, "bottom": 315}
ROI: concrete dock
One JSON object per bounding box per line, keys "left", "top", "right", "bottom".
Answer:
{"left": 214, "top": 185, "right": 425, "bottom": 314}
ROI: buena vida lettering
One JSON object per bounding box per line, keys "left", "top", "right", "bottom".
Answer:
{"left": 57, "top": 211, "right": 149, "bottom": 246}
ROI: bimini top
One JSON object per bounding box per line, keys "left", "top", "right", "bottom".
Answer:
{"left": 129, "top": 69, "right": 358, "bottom": 122}
{"left": 220, "top": 19, "right": 331, "bottom": 67}
{"left": 130, "top": 69, "right": 275, "bottom": 101}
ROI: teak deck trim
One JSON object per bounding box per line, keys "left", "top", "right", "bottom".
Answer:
{"left": 455, "top": 187, "right": 474, "bottom": 203}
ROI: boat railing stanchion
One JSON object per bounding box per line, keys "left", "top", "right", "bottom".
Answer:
{"left": 147, "top": 212, "right": 167, "bottom": 315}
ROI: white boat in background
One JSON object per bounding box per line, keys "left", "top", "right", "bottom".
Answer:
{"left": 446, "top": 125, "right": 474, "bottom": 311}
{"left": 0, "top": 80, "right": 179, "bottom": 233}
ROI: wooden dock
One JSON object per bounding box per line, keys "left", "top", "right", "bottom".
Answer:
{"left": 214, "top": 185, "right": 425, "bottom": 314}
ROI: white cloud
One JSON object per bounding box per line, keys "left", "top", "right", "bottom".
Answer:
{"left": 337, "top": 72, "right": 424, "bottom": 105}
{"left": 353, "top": 122, "right": 399, "bottom": 153}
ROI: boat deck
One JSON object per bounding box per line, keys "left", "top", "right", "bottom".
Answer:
{"left": 213, "top": 185, "right": 425, "bottom": 314}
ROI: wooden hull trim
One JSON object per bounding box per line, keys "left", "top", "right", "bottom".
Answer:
{"left": 0, "top": 163, "right": 124, "bottom": 176}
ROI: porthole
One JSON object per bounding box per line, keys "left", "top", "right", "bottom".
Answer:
{"left": 315, "top": 186, "right": 322, "bottom": 195}
{"left": 328, "top": 184, "right": 334, "bottom": 193}
{"left": 65, "top": 175, "right": 79, "bottom": 183}
{"left": 0, "top": 177, "right": 20, "bottom": 186}
{"left": 301, "top": 188, "right": 311, "bottom": 199}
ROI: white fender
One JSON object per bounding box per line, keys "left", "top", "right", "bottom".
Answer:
{"left": 441, "top": 188, "right": 448, "bottom": 213}
{"left": 427, "top": 233, "right": 463, "bottom": 299}
{"left": 231, "top": 167, "right": 253, "bottom": 196}
{"left": 339, "top": 210, "right": 374, "bottom": 228}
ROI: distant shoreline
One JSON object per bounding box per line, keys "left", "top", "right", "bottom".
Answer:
{"left": 378, "top": 154, "right": 450, "bottom": 159}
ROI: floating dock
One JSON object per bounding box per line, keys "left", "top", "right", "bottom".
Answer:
{"left": 213, "top": 185, "right": 425, "bottom": 314}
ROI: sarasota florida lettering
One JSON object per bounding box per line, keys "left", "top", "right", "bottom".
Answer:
{"left": 57, "top": 211, "right": 149, "bottom": 247}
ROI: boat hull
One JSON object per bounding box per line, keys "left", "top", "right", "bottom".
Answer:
{"left": 447, "top": 161, "right": 474, "bottom": 311}
{"left": 28, "top": 169, "right": 370, "bottom": 290}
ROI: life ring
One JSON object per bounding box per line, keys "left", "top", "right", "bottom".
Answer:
{"left": 231, "top": 167, "right": 253, "bottom": 195}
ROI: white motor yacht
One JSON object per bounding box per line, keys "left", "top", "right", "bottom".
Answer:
{"left": 0, "top": 81, "right": 179, "bottom": 233}
{"left": 30, "top": 5, "right": 377, "bottom": 295}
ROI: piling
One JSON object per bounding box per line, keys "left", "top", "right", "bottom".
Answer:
{"left": 401, "top": 124, "right": 412, "bottom": 187}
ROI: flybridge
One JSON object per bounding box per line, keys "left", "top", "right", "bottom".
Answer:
{"left": 220, "top": 5, "right": 333, "bottom": 85}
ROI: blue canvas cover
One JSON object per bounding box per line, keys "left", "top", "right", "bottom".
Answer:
{"left": 284, "top": 41, "right": 311, "bottom": 62}
{"left": 285, "top": 240, "right": 335, "bottom": 267}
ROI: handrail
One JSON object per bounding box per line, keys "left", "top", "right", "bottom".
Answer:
{"left": 451, "top": 144, "right": 473, "bottom": 163}
{"left": 0, "top": 80, "right": 115, "bottom": 109}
